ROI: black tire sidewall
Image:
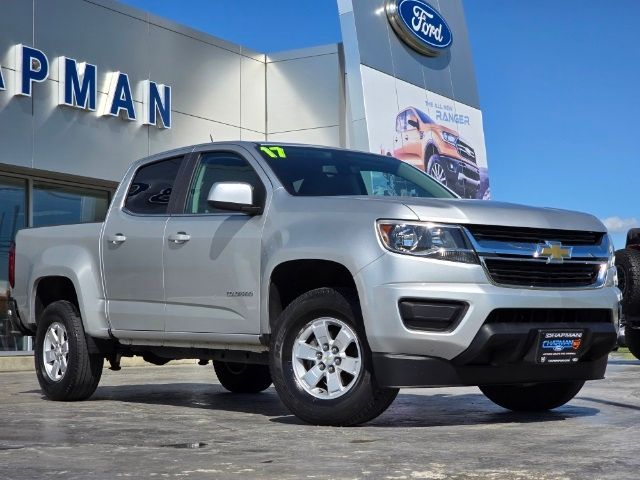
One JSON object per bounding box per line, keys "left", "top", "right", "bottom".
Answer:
{"left": 270, "top": 288, "right": 389, "bottom": 425}
{"left": 213, "top": 361, "right": 272, "bottom": 393}
{"left": 616, "top": 249, "right": 640, "bottom": 315}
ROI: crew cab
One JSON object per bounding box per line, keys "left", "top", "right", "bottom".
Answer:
{"left": 8, "top": 142, "right": 619, "bottom": 426}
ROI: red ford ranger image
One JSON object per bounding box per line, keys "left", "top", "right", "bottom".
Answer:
{"left": 391, "top": 107, "right": 480, "bottom": 199}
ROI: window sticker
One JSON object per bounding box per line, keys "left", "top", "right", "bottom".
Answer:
{"left": 260, "top": 146, "right": 287, "bottom": 158}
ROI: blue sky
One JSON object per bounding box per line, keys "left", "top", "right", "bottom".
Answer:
{"left": 121, "top": 0, "right": 638, "bottom": 247}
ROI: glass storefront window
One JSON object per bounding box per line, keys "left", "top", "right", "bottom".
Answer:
{"left": 1, "top": 177, "right": 111, "bottom": 353}
{"left": 0, "top": 176, "right": 27, "bottom": 352}
{"left": 33, "top": 182, "right": 110, "bottom": 227}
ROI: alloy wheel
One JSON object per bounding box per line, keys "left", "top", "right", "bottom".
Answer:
{"left": 292, "top": 317, "right": 362, "bottom": 399}
{"left": 43, "top": 322, "right": 69, "bottom": 382}
{"left": 430, "top": 163, "right": 447, "bottom": 185}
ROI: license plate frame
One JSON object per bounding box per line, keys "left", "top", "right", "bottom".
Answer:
{"left": 535, "top": 329, "right": 585, "bottom": 364}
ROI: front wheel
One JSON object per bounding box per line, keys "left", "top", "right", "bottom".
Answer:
{"left": 625, "top": 326, "right": 640, "bottom": 360}
{"left": 213, "top": 361, "right": 272, "bottom": 393}
{"left": 479, "top": 381, "right": 585, "bottom": 412}
{"left": 34, "top": 301, "right": 103, "bottom": 401}
{"left": 270, "top": 288, "right": 398, "bottom": 426}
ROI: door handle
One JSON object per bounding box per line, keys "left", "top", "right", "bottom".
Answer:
{"left": 107, "top": 233, "right": 127, "bottom": 245}
{"left": 168, "top": 232, "right": 191, "bottom": 244}
{"left": 404, "top": 136, "right": 409, "bottom": 141}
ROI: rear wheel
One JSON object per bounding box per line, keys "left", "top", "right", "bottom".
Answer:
{"left": 480, "top": 381, "right": 585, "bottom": 412}
{"left": 34, "top": 301, "right": 103, "bottom": 401}
{"left": 213, "top": 361, "right": 272, "bottom": 393}
{"left": 270, "top": 288, "right": 398, "bottom": 426}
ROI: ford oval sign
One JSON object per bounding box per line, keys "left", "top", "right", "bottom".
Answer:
{"left": 385, "top": 0, "right": 453, "bottom": 57}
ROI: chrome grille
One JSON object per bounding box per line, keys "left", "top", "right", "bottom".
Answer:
{"left": 456, "top": 140, "right": 476, "bottom": 162}
{"left": 483, "top": 259, "right": 602, "bottom": 288}
{"left": 466, "top": 225, "right": 605, "bottom": 246}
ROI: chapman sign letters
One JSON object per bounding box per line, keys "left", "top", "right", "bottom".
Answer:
{"left": 0, "top": 44, "right": 172, "bottom": 129}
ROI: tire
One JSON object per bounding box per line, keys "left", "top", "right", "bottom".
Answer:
{"left": 213, "top": 361, "right": 272, "bottom": 393}
{"left": 479, "top": 381, "right": 585, "bottom": 412}
{"left": 269, "top": 288, "right": 398, "bottom": 426}
{"left": 615, "top": 248, "right": 640, "bottom": 315}
{"left": 625, "top": 326, "right": 640, "bottom": 360}
{"left": 34, "top": 300, "right": 103, "bottom": 401}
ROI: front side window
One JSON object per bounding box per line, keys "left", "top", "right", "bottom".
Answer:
{"left": 185, "top": 153, "right": 265, "bottom": 214}
{"left": 258, "top": 146, "right": 455, "bottom": 199}
{"left": 406, "top": 112, "right": 419, "bottom": 130}
{"left": 125, "top": 157, "right": 182, "bottom": 215}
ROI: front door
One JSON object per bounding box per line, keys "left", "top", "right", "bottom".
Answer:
{"left": 403, "top": 110, "right": 424, "bottom": 164}
{"left": 163, "top": 150, "right": 268, "bottom": 335}
{"left": 103, "top": 156, "right": 183, "bottom": 333}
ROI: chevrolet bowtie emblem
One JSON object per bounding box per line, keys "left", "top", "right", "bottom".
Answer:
{"left": 535, "top": 241, "right": 573, "bottom": 263}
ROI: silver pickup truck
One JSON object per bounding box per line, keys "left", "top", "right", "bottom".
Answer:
{"left": 8, "top": 142, "right": 619, "bottom": 426}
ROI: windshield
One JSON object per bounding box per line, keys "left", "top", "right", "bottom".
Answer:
{"left": 415, "top": 109, "right": 434, "bottom": 124}
{"left": 257, "top": 145, "right": 456, "bottom": 199}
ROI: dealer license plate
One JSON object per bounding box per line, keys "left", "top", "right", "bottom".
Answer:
{"left": 536, "top": 330, "right": 584, "bottom": 364}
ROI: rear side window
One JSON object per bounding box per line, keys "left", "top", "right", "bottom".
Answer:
{"left": 185, "top": 152, "right": 265, "bottom": 214}
{"left": 125, "top": 157, "right": 182, "bottom": 215}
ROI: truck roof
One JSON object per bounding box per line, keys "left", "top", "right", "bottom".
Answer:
{"left": 132, "top": 142, "right": 376, "bottom": 170}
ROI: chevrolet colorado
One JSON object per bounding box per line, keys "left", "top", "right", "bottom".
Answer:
{"left": 7, "top": 142, "right": 619, "bottom": 426}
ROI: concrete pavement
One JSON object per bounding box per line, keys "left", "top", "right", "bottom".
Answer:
{"left": 1, "top": 353, "right": 639, "bottom": 479}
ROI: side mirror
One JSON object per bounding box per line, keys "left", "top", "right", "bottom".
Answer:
{"left": 407, "top": 119, "right": 419, "bottom": 129}
{"left": 207, "top": 182, "right": 262, "bottom": 215}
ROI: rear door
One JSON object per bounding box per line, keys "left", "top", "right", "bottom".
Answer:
{"left": 103, "top": 156, "right": 184, "bottom": 333}
{"left": 162, "top": 148, "right": 269, "bottom": 335}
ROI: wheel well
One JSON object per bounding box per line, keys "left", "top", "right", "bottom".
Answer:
{"left": 268, "top": 260, "right": 358, "bottom": 329}
{"left": 35, "top": 276, "right": 79, "bottom": 324}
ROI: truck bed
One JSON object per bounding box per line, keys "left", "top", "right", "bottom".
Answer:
{"left": 13, "top": 222, "right": 105, "bottom": 331}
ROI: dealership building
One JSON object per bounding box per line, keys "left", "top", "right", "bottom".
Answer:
{"left": 0, "top": 0, "right": 488, "bottom": 354}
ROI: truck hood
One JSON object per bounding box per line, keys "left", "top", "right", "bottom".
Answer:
{"left": 399, "top": 198, "right": 606, "bottom": 232}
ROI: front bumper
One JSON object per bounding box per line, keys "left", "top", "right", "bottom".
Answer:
{"left": 372, "top": 321, "right": 615, "bottom": 387}
{"left": 356, "top": 254, "right": 620, "bottom": 360}
{"left": 440, "top": 156, "right": 480, "bottom": 197}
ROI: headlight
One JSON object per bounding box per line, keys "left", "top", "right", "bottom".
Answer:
{"left": 377, "top": 221, "right": 479, "bottom": 264}
{"left": 441, "top": 131, "right": 458, "bottom": 145}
